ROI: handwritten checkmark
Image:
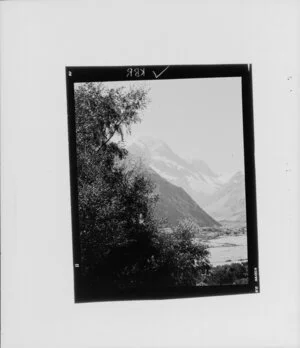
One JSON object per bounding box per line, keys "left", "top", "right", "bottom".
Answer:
{"left": 152, "top": 66, "right": 169, "bottom": 79}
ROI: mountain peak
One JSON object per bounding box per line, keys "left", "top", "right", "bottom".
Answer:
{"left": 127, "top": 136, "right": 246, "bottom": 222}
{"left": 128, "top": 136, "right": 176, "bottom": 160}
{"left": 187, "top": 158, "right": 217, "bottom": 177}
{"left": 133, "top": 136, "right": 168, "bottom": 150}
{"left": 229, "top": 170, "right": 244, "bottom": 184}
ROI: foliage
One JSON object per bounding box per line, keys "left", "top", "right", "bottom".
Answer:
{"left": 75, "top": 82, "right": 149, "bottom": 153}
{"left": 205, "top": 262, "right": 248, "bottom": 286}
{"left": 74, "top": 82, "right": 211, "bottom": 291}
{"left": 153, "top": 220, "right": 211, "bottom": 286}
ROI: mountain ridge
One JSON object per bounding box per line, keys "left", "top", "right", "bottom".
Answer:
{"left": 127, "top": 136, "right": 246, "bottom": 223}
{"left": 148, "top": 169, "right": 221, "bottom": 228}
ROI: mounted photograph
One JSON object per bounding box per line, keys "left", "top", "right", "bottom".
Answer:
{"left": 66, "top": 65, "right": 259, "bottom": 302}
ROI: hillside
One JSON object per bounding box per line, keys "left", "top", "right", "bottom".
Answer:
{"left": 128, "top": 136, "right": 246, "bottom": 223}
{"left": 148, "top": 169, "right": 220, "bottom": 228}
{"left": 204, "top": 171, "right": 246, "bottom": 222}
{"left": 128, "top": 136, "right": 222, "bottom": 206}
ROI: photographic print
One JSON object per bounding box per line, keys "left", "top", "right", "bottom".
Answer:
{"left": 66, "top": 65, "right": 259, "bottom": 302}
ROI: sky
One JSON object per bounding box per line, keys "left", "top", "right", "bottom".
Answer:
{"left": 93, "top": 77, "right": 244, "bottom": 174}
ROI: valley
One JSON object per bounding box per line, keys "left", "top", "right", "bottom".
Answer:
{"left": 160, "top": 223, "right": 247, "bottom": 266}
{"left": 127, "top": 135, "right": 248, "bottom": 266}
{"left": 194, "top": 225, "right": 247, "bottom": 266}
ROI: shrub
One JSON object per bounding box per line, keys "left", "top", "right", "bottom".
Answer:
{"left": 205, "top": 262, "right": 248, "bottom": 286}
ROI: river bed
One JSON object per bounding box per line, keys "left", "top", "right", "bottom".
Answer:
{"left": 205, "top": 234, "right": 248, "bottom": 266}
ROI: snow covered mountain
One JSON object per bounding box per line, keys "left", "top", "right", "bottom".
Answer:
{"left": 128, "top": 136, "right": 223, "bottom": 206}
{"left": 148, "top": 169, "right": 220, "bottom": 227}
{"left": 204, "top": 171, "right": 246, "bottom": 223}
{"left": 127, "top": 136, "right": 246, "bottom": 223}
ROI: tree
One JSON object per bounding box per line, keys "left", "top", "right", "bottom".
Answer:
{"left": 75, "top": 83, "right": 158, "bottom": 288}
{"left": 74, "top": 82, "right": 211, "bottom": 292}
{"left": 75, "top": 82, "right": 149, "bottom": 153}
{"left": 152, "top": 219, "right": 211, "bottom": 287}
{"left": 205, "top": 262, "right": 248, "bottom": 285}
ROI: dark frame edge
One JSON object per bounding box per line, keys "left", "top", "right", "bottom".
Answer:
{"left": 65, "top": 64, "right": 260, "bottom": 302}
{"left": 242, "top": 64, "right": 260, "bottom": 294}
{"left": 66, "top": 67, "right": 82, "bottom": 302}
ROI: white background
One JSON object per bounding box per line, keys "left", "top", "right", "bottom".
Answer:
{"left": 1, "top": 1, "right": 299, "bottom": 347}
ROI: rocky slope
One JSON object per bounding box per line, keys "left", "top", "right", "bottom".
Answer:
{"left": 128, "top": 136, "right": 246, "bottom": 222}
